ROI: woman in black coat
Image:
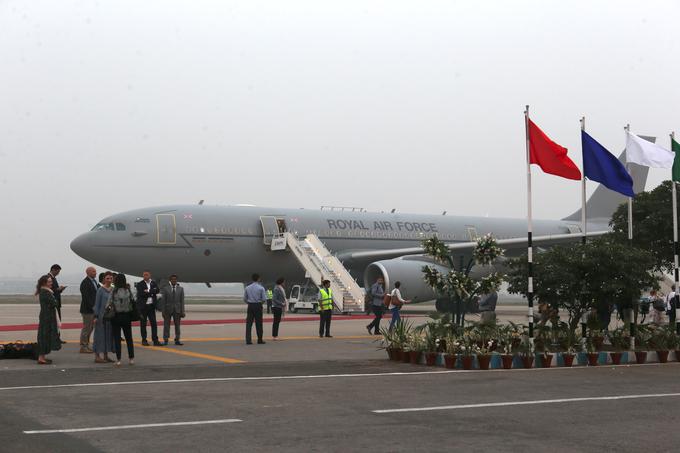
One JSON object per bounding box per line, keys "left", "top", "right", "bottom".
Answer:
{"left": 36, "top": 274, "right": 62, "bottom": 364}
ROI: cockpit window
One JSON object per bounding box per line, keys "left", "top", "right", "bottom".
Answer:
{"left": 115, "top": 223, "right": 126, "bottom": 231}
{"left": 135, "top": 217, "right": 151, "bottom": 223}
{"left": 92, "top": 222, "right": 115, "bottom": 231}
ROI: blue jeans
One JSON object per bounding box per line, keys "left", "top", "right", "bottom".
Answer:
{"left": 389, "top": 307, "right": 401, "bottom": 330}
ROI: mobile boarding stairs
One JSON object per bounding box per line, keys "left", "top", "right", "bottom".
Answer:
{"left": 270, "top": 232, "right": 365, "bottom": 314}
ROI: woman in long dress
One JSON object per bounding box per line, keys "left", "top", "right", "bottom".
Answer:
{"left": 92, "top": 272, "right": 115, "bottom": 363}
{"left": 36, "top": 275, "right": 61, "bottom": 364}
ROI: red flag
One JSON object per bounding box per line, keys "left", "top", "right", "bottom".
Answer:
{"left": 528, "top": 119, "right": 581, "bottom": 180}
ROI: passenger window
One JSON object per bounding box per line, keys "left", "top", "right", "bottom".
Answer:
{"left": 115, "top": 223, "right": 126, "bottom": 231}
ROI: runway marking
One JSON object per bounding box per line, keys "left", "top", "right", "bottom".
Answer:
{"left": 372, "top": 392, "right": 680, "bottom": 414}
{"left": 0, "top": 370, "right": 461, "bottom": 391}
{"left": 137, "top": 343, "right": 245, "bottom": 364}
{"left": 23, "top": 419, "right": 242, "bottom": 434}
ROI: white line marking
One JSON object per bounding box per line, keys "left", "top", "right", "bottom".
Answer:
{"left": 372, "top": 392, "right": 680, "bottom": 414}
{"left": 23, "top": 419, "right": 242, "bottom": 434}
{"left": 0, "top": 371, "right": 460, "bottom": 391}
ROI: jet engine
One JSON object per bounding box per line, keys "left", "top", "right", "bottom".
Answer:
{"left": 363, "top": 255, "right": 503, "bottom": 307}
{"left": 363, "top": 256, "right": 449, "bottom": 303}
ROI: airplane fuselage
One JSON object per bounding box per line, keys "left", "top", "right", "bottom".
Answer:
{"left": 70, "top": 204, "right": 593, "bottom": 286}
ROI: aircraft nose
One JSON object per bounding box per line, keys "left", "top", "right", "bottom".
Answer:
{"left": 70, "top": 232, "right": 92, "bottom": 259}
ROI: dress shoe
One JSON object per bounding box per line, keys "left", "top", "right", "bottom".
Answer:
{"left": 163, "top": 340, "right": 169, "bottom": 346}
{"left": 257, "top": 340, "right": 266, "bottom": 344}
{"left": 246, "top": 341, "right": 253, "bottom": 345}
{"left": 366, "top": 326, "right": 372, "bottom": 335}
{"left": 175, "top": 341, "right": 184, "bottom": 346}
{"left": 325, "top": 335, "right": 333, "bottom": 338}
{"left": 153, "top": 341, "right": 163, "bottom": 346}
{"left": 141, "top": 340, "right": 150, "bottom": 346}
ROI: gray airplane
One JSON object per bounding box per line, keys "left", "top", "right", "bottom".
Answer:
{"left": 70, "top": 162, "right": 647, "bottom": 306}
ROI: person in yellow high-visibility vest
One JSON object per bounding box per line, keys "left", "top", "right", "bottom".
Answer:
{"left": 318, "top": 280, "right": 333, "bottom": 338}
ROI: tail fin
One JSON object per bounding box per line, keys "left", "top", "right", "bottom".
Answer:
{"left": 562, "top": 137, "right": 652, "bottom": 223}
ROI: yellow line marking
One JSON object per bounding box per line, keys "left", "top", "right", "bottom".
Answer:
{"left": 136, "top": 343, "right": 245, "bottom": 364}
{"left": 177, "top": 335, "right": 375, "bottom": 343}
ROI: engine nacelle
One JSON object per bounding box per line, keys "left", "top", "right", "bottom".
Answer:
{"left": 363, "top": 257, "right": 449, "bottom": 303}
{"left": 363, "top": 256, "right": 502, "bottom": 303}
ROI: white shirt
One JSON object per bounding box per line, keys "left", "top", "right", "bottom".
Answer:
{"left": 145, "top": 280, "right": 153, "bottom": 304}
{"left": 666, "top": 291, "right": 676, "bottom": 311}
{"left": 389, "top": 288, "right": 405, "bottom": 309}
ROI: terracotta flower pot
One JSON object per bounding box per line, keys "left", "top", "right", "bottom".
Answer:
{"left": 610, "top": 351, "right": 623, "bottom": 365}
{"left": 393, "top": 348, "right": 403, "bottom": 362}
{"left": 425, "top": 352, "right": 438, "bottom": 366}
{"left": 593, "top": 337, "right": 604, "bottom": 350}
{"left": 521, "top": 355, "right": 534, "bottom": 369}
{"left": 501, "top": 354, "right": 514, "bottom": 369}
{"left": 562, "top": 353, "right": 575, "bottom": 367}
{"left": 409, "top": 350, "right": 422, "bottom": 364}
{"left": 461, "top": 355, "right": 474, "bottom": 370}
{"left": 635, "top": 351, "right": 647, "bottom": 364}
{"left": 657, "top": 350, "right": 669, "bottom": 363}
{"left": 541, "top": 353, "right": 553, "bottom": 368}
{"left": 444, "top": 354, "right": 457, "bottom": 369}
{"left": 477, "top": 354, "right": 491, "bottom": 370}
{"left": 587, "top": 352, "right": 599, "bottom": 366}
{"left": 401, "top": 350, "right": 411, "bottom": 363}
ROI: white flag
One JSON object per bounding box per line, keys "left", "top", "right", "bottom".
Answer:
{"left": 626, "top": 131, "right": 674, "bottom": 168}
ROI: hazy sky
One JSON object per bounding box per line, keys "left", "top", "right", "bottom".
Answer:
{"left": 1, "top": 0, "right": 679, "bottom": 277}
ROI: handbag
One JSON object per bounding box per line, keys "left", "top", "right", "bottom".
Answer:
{"left": 103, "top": 299, "right": 116, "bottom": 319}
{"left": 383, "top": 294, "right": 392, "bottom": 307}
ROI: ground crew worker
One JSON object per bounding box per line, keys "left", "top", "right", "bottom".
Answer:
{"left": 318, "top": 280, "right": 333, "bottom": 338}
{"left": 266, "top": 288, "right": 273, "bottom": 314}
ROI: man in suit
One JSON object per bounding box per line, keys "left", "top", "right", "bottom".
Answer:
{"left": 135, "top": 271, "right": 162, "bottom": 346}
{"left": 159, "top": 274, "right": 185, "bottom": 345}
{"left": 78, "top": 266, "right": 99, "bottom": 353}
{"left": 48, "top": 264, "right": 66, "bottom": 320}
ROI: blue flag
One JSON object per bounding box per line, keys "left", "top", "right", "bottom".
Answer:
{"left": 581, "top": 130, "right": 634, "bottom": 197}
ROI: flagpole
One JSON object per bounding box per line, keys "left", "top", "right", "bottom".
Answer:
{"left": 624, "top": 123, "right": 636, "bottom": 348}
{"left": 579, "top": 116, "right": 588, "bottom": 342}
{"left": 525, "top": 105, "right": 534, "bottom": 343}
{"left": 672, "top": 131, "right": 679, "bottom": 334}
{"left": 580, "top": 117, "right": 587, "bottom": 245}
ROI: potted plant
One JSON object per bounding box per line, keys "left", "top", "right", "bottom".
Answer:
{"left": 458, "top": 335, "right": 475, "bottom": 370}
{"left": 649, "top": 325, "right": 673, "bottom": 363}
{"left": 424, "top": 330, "right": 440, "bottom": 366}
{"left": 634, "top": 324, "right": 650, "bottom": 364}
{"left": 585, "top": 337, "right": 599, "bottom": 366}
{"left": 444, "top": 334, "right": 459, "bottom": 369}
{"left": 408, "top": 334, "right": 424, "bottom": 364}
{"left": 377, "top": 326, "right": 397, "bottom": 360}
{"left": 517, "top": 337, "right": 533, "bottom": 369}
{"left": 608, "top": 327, "right": 631, "bottom": 365}
{"left": 555, "top": 325, "right": 577, "bottom": 367}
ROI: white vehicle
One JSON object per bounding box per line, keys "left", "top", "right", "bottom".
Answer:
{"left": 287, "top": 284, "right": 319, "bottom": 313}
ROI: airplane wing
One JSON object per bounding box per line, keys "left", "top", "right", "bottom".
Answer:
{"left": 337, "top": 230, "right": 608, "bottom": 263}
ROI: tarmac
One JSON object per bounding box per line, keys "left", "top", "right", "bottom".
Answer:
{"left": 1, "top": 302, "right": 680, "bottom": 452}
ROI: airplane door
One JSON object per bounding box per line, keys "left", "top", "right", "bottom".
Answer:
{"left": 156, "top": 214, "right": 177, "bottom": 244}
{"left": 260, "top": 216, "right": 281, "bottom": 245}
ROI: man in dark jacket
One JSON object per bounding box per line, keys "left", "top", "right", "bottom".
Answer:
{"left": 78, "top": 266, "right": 99, "bottom": 353}
{"left": 48, "top": 264, "right": 66, "bottom": 320}
{"left": 135, "top": 271, "right": 161, "bottom": 346}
